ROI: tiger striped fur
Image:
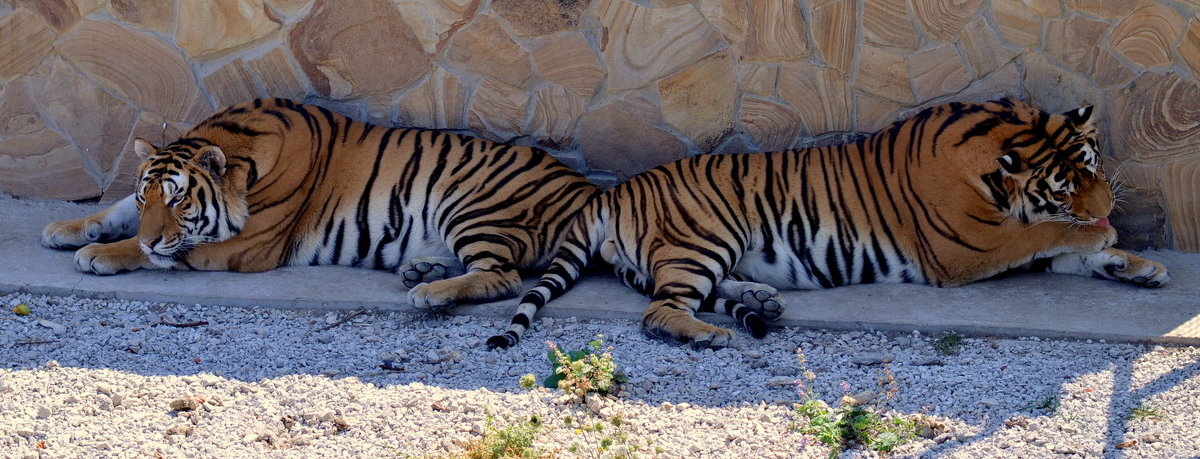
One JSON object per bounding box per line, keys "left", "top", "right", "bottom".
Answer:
{"left": 43, "top": 98, "right": 597, "bottom": 310}
{"left": 487, "top": 99, "right": 1170, "bottom": 349}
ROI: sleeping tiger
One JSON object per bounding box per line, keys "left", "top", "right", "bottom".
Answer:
{"left": 487, "top": 98, "right": 1170, "bottom": 349}
{"left": 42, "top": 98, "right": 597, "bottom": 310}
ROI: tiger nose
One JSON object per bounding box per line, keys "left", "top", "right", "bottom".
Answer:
{"left": 140, "top": 237, "right": 160, "bottom": 248}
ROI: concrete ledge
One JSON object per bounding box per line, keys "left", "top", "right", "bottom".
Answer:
{"left": 3, "top": 197, "right": 1198, "bottom": 344}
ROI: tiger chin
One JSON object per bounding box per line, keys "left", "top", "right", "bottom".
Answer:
{"left": 42, "top": 98, "right": 597, "bottom": 311}
{"left": 487, "top": 98, "right": 1170, "bottom": 350}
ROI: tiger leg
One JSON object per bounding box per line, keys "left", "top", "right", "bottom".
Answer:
{"left": 398, "top": 256, "right": 466, "bottom": 289}
{"left": 43, "top": 194, "right": 140, "bottom": 249}
{"left": 612, "top": 263, "right": 653, "bottom": 295}
{"left": 406, "top": 246, "right": 522, "bottom": 311}
{"left": 641, "top": 264, "right": 740, "bottom": 349}
{"left": 73, "top": 238, "right": 156, "bottom": 275}
{"left": 716, "top": 279, "right": 783, "bottom": 321}
{"left": 1027, "top": 248, "right": 1169, "bottom": 288}
{"left": 697, "top": 297, "right": 769, "bottom": 339}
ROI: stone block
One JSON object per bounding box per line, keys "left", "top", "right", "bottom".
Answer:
{"left": 911, "top": 0, "right": 982, "bottom": 43}
{"left": 531, "top": 33, "right": 603, "bottom": 98}
{"left": 854, "top": 91, "right": 906, "bottom": 133}
{"left": 862, "top": 0, "right": 918, "bottom": 49}
{"left": 393, "top": 0, "right": 481, "bottom": 54}
{"left": 578, "top": 95, "right": 684, "bottom": 179}
{"left": 1090, "top": 48, "right": 1138, "bottom": 89}
{"left": 1021, "top": 53, "right": 1103, "bottom": 115}
{"left": 176, "top": 0, "right": 281, "bottom": 60}
{"left": 110, "top": 0, "right": 175, "bottom": 34}
{"left": 530, "top": 84, "right": 585, "bottom": 150}
{"left": 0, "top": 8, "right": 55, "bottom": 81}
{"left": 908, "top": 43, "right": 971, "bottom": 103}
{"left": 0, "top": 129, "right": 99, "bottom": 200}
{"left": 1044, "top": 16, "right": 1108, "bottom": 74}
{"left": 738, "top": 63, "right": 777, "bottom": 97}
{"left": 289, "top": 0, "right": 430, "bottom": 98}
{"left": 203, "top": 60, "right": 261, "bottom": 107}
{"left": 14, "top": 0, "right": 79, "bottom": 33}
{"left": 56, "top": 20, "right": 211, "bottom": 123}
{"left": 1109, "top": 186, "right": 1168, "bottom": 251}
{"left": 658, "top": 50, "right": 737, "bottom": 151}
{"left": 33, "top": 58, "right": 138, "bottom": 182}
{"left": 699, "top": 0, "right": 809, "bottom": 62}
{"left": 957, "top": 17, "right": 1016, "bottom": 78}
{"left": 492, "top": 0, "right": 589, "bottom": 36}
{"left": 468, "top": 78, "right": 530, "bottom": 142}
{"left": 779, "top": 63, "right": 852, "bottom": 135}
{"left": 1108, "top": 3, "right": 1186, "bottom": 69}
{"left": 1064, "top": 0, "right": 1136, "bottom": 19}
{"left": 855, "top": 44, "right": 912, "bottom": 104}
{"left": 1180, "top": 20, "right": 1200, "bottom": 80}
{"left": 1163, "top": 157, "right": 1200, "bottom": 251}
{"left": 443, "top": 14, "right": 533, "bottom": 88}
{"left": 246, "top": 46, "right": 309, "bottom": 101}
{"left": 739, "top": 96, "right": 801, "bottom": 151}
{"left": 396, "top": 66, "right": 469, "bottom": 130}
{"left": 601, "top": 0, "right": 723, "bottom": 90}
{"left": 991, "top": 0, "right": 1042, "bottom": 49}
{"left": 1106, "top": 72, "right": 1200, "bottom": 163}
{"left": 812, "top": 0, "right": 857, "bottom": 75}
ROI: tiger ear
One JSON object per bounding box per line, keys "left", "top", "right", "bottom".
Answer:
{"left": 996, "top": 150, "right": 1024, "bottom": 175}
{"left": 1064, "top": 106, "right": 1094, "bottom": 129}
{"left": 133, "top": 138, "right": 157, "bottom": 161}
{"left": 193, "top": 145, "right": 227, "bottom": 178}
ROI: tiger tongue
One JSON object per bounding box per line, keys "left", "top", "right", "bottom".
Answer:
{"left": 1094, "top": 217, "right": 1111, "bottom": 228}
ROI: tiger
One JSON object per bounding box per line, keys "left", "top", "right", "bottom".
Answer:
{"left": 42, "top": 98, "right": 597, "bottom": 311}
{"left": 486, "top": 98, "right": 1171, "bottom": 350}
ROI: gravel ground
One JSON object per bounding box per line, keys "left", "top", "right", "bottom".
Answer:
{"left": 1, "top": 292, "right": 1198, "bottom": 458}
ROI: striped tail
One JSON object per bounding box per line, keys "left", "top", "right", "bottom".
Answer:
{"left": 486, "top": 196, "right": 608, "bottom": 349}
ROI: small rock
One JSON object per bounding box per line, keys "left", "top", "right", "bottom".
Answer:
{"left": 851, "top": 352, "right": 887, "bottom": 365}
{"left": 242, "top": 433, "right": 258, "bottom": 444}
{"left": 36, "top": 406, "right": 51, "bottom": 419}
{"left": 766, "top": 376, "right": 793, "bottom": 388}
{"left": 165, "top": 426, "right": 193, "bottom": 436}
{"left": 170, "top": 396, "right": 199, "bottom": 412}
{"left": 111, "top": 394, "right": 126, "bottom": 408}
{"left": 37, "top": 319, "right": 67, "bottom": 335}
{"left": 979, "top": 398, "right": 999, "bottom": 408}
{"left": 1140, "top": 432, "right": 1160, "bottom": 443}
{"left": 316, "top": 335, "right": 333, "bottom": 344}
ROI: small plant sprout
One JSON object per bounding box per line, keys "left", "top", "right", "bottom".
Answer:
{"left": 1127, "top": 404, "right": 1163, "bottom": 421}
{"left": 933, "top": 331, "right": 964, "bottom": 355}
{"left": 1021, "top": 391, "right": 1061, "bottom": 413}
{"left": 543, "top": 335, "right": 625, "bottom": 400}
{"left": 446, "top": 411, "right": 547, "bottom": 459}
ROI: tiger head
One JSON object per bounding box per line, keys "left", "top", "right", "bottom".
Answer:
{"left": 987, "top": 102, "right": 1113, "bottom": 226}
{"left": 132, "top": 138, "right": 249, "bottom": 267}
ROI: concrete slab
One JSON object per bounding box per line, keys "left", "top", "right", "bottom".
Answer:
{"left": 2, "top": 197, "right": 1198, "bottom": 344}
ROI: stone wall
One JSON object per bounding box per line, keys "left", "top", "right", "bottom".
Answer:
{"left": 0, "top": 0, "right": 1197, "bottom": 250}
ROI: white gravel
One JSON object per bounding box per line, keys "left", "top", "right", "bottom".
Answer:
{"left": 1, "top": 292, "right": 1198, "bottom": 458}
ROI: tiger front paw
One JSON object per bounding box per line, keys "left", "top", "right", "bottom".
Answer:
{"left": 74, "top": 241, "right": 149, "bottom": 275}
{"left": 740, "top": 288, "right": 784, "bottom": 321}
{"left": 1105, "top": 258, "right": 1170, "bottom": 288}
{"left": 406, "top": 282, "right": 456, "bottom": 312}
{"left": 43, "top": 218, "right": 104, "bottom": 250}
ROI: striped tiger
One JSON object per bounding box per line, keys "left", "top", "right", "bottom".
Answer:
{"left": 42, "top": 98, "right": 597, "bottom": 310}
{"left": 487, "top": 98, "right": 1170, "bottom": 349}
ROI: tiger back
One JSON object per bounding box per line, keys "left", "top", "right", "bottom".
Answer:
{"left": 488, "top": 98, "right": 1170, "bottom": 349}
{"left": 43, "top": 98, "right": 598, "bottom": 310}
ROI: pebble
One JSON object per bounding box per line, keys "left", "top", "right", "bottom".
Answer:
{"left": 37, "top": 319, "right": 67, "bottom": 334}
{"left": 851, "top": 352, "right": 887, "bottom": 365}
{"left": 169, "top": 397, "right": 199, "bottom": 412}
{"left": 316, "top": 335, "right": 334, "bottom": 344}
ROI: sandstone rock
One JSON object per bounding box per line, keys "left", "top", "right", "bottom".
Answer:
{"left": 908, "top": 43, "right": 971, "bottom": 103}
{"left": 303, "top": 98, "right": 363, "bottom": 120}
{"left": 203, "top": 60, "right": 260, "bottom": 107}
{"left": 396, "top": 66, "right": 468, "bottom": 130}
{"left": 468, "top": 78, "right": 530, "bottom": 142}
{"left": 1162, "top": 157, "right": 1200, "bottom": 250}
{"left": 176, "top": 0, "right": 280, "bottom": 60}
{"left": 710, "top": 134, "right": 757, "bottom": 156}
{"left": 103, "top": 113, "right": 191, "bottom": 201}
{"left": 911, "top": 0, "right": 982, "bottom": 43}
{"left": 1022, "top": 53, "right": 1102, "bottom": 115}
{"left": 578, "top": 95, "right": 684, "bottom": 179}
{"left": 265, "top": 0, "right": 312, "bottom": 16}
{"left": 33, "top": 58, "right": 138, "bottom": 183}
{"left": 530, "top": 84, "right": 585, "bottom": 150}
{"left": 110, "top": 0, "right": 175, "bottom": 34}
{"left": 289, "top": 0, "right": 430, "bottom": 99}
{"left": 658, "top": 50, "right": 737, "bottom": 151}
{"left": 738, "top": 63, "right": 777, "bottom": 97}
{"left": 854, "top": 91, "right": 906, "bottom": 133}
{"left": 992, "top": 0, "right": 1043, "bottom": 49}
{"left": 1106, "top": 72, "right": 1200, "bottom": 163}
{"left": 531, "top": 33, "right": 603, "bottom": 98}
{"left": 779, "top": 63, "right": 852, "bottom": 135}
{"left": 1180, "top": 20, "right": 1200, "bottom": 81}
{"left": 1043, "top": 15, "right": 1109, "bottom": 75}
{"left": 739, "top": 96, "right": 801, "bottom": 152}
{"left": 698, "top": 0, "right": 809, "bottom": 62}
{"left": 958, "top": 17, "right": 1017, "bottom": 77}
{"left": 811, "top": 0, "right": 857, "bottom": 76}
{"left": 855, "top": 44, "right": 912, "bottom": 104}
{"left": 601, "top": 0, "right": 723, "bottom": 90}
{"left": 393, "top": 0, "right": 481, "bottom": 54}
{"left": 954, "top": 62, "right": 1022, "bottom": 103}
{"left": 1090, "top": 49, "right": 1138, "bottom": 89}
{"left": 1108, "top": 3, "right": 1185, "bottom": 69}
{"left": 15, "top": 0, "right": 79, "bottom": 33}
{"left": 246, "top": 47, "right": 309, "bottom": 101}
{"left": 492, "top": 0, "right": 589, "bottom": 36}
{"left": 1109, "top": 186, "right": 1167, "bottom": 250}
{"left": 72, "top": 0, "right": 106, "bottom": 14}
{"left": 443, "top": 14, "right": 533, "bottom": 88}
{"left": 1064, "top": 0, "right": 1136, "bottom": 19}
{"left": 0, "top": 9, "right": 56, "bottom": 80}
{"left": 364, "top": 93, "right": 395, "bottom": 124}
{"left": 0, "top": 129, "right": 99, "bottom": 200}
{"left": 862, "top": 0, "right": 918, "bottom": 49}
{"left": 56, "top": 20, "right": 211, "bottom": 123}
{"left": 0, "top": 76, "right": 46, "bottom": 138}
